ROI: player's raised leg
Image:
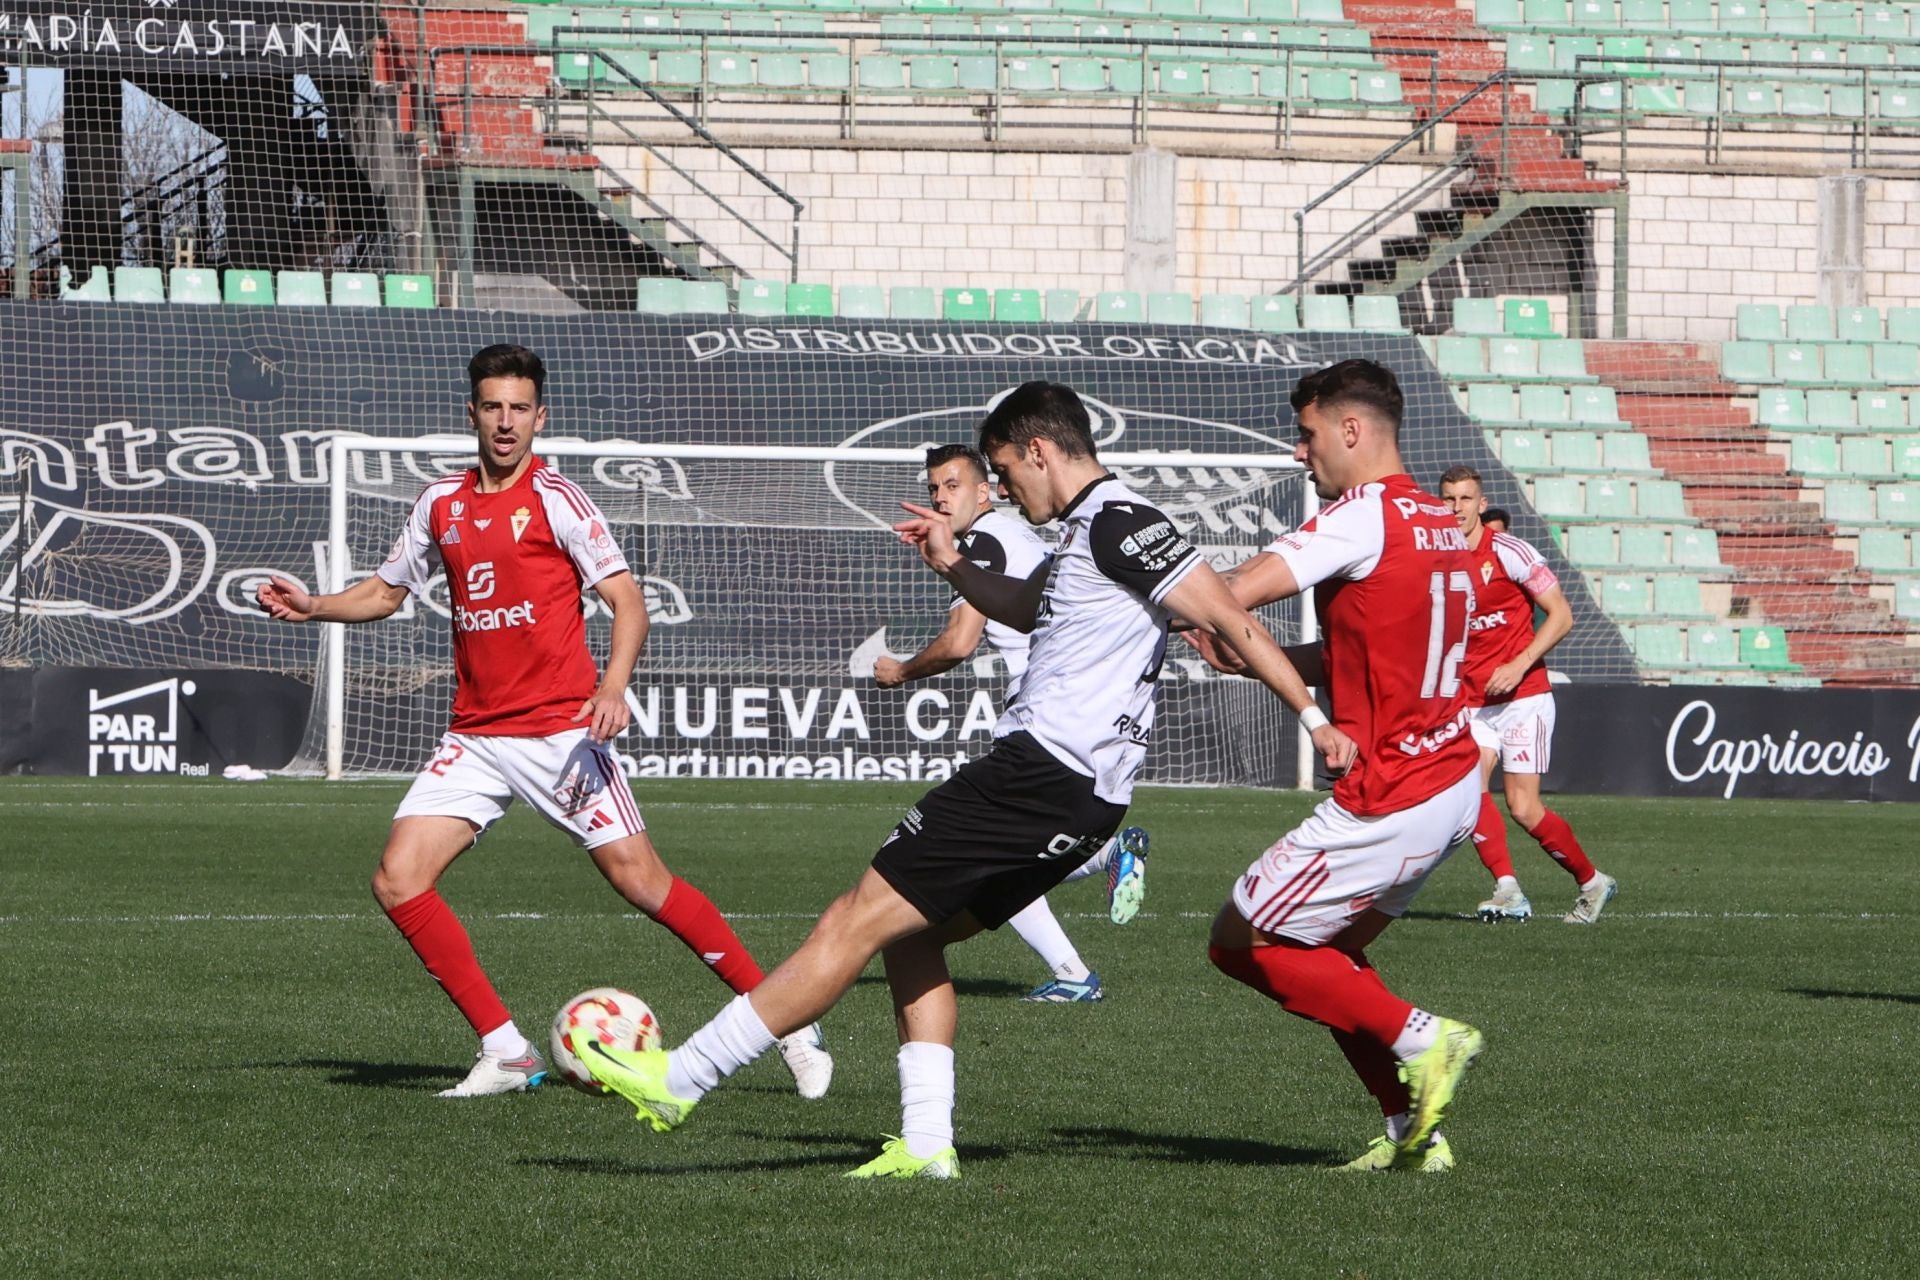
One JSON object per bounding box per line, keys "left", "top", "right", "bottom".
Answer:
{"left": 1059, "top": 825, "right": 1150, "bottom": 925}
{"left": 372, "top": 813, "right": 546, "bottom": 1098}
{"left": 1008, "top": 895, "right": 1102, "bottom": 1002}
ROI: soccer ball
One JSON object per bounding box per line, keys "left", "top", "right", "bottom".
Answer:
{"left": 550, "top": 987, "right": 662, "bottom": 1093}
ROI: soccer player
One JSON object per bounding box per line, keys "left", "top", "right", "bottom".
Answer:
{"left": 1438, "top": 466, "right": 1618, "bottom": 925}
{"left": 256, "top": 344, "right": 832, "bottom": 1099}
{"left": 578, "top": 380, "right": 1350, "bottom": 1178}
{"left": 873, "top": 442, "right": 1150, "bottom": 1003}
{"left": 1481, "top": 507, "right": 1511, "bottom": 535}
{"left": 1188, "top": 360, "right": 1486, "bottom": 1173}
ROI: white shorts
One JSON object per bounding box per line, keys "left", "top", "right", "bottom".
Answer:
{"left": 394, "top": 728, "right": 645, "bottom": 850}
{"left": 1230, "top": 766, "right": 1480, "bottom": 945}
{"left": 1469, "top": 692, "right": 1557, "bottom": 775}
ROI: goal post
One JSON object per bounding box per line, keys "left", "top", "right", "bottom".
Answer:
{"left": 319, "top": 436, "right": 1317, "bottom": 789}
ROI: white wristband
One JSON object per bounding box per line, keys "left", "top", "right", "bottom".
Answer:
{"left": 1299, "top": 706, "right": 1329, "bottom": 732}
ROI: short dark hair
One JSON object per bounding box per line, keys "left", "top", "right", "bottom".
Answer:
{"left": 1290, "top": 359, "right": 1403, "bottom": 434}
{"left": 1482, "top": 506, "right": 1511, "bottom": 527}
{"left": 1439, "top": 465, "right": 1483, "bottom": 489}
{"left": 468, "top": 344, "right": 545, "bottom": 401}
{"left": 925, "top": 443, "right": 990, "bottom": 484}
{"left": 977, "top": 381, "right": 1097, "bottom": 459}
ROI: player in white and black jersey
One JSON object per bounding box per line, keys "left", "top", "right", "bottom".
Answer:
{"left": 578, "top": 380, "right": 1354, "bottom": 1180}
{"left": 874, "top": 444, "right": 1151, "bottom": 1003}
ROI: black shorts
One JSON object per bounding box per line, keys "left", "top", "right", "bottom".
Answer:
{"left": 871, "top": 732, "right": 1129, "bottom": 930}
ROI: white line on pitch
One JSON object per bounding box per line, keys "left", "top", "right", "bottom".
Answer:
{"left": 0, "top": 909, "right": 1902, "bottom": 926}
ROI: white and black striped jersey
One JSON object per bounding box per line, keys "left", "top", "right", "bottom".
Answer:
{"left": 950, "top": 507, "right": 1050, "bottom": 691}
{"left": 996, "top": 475, "right": 1202, "bottom": 804}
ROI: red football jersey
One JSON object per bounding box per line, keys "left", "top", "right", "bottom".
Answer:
{"left": 1462, "top": 530, "right": 1558, "bottom": 706}
{"left": 1267, "top": 474, "right": 1479, "bottom": 816}
{"left": 378, "top": 457, "right": 631, "bottom": 736}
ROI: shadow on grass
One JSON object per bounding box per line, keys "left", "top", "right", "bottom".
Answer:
{"left": 1044, "top": 1126, "right": 1333, "bottom": 1167}
{"left": 849, "top": 975, "right": 1034, "bottom": 998}
{"left": 523, "top": 1134, "right": 1012, "bottom": 1178}
{"left": 1787, "top": 988, "right": 1920, "bottom": 1005}
{"left": 261, "top": 1059, "right": 465, "bottom": 1088}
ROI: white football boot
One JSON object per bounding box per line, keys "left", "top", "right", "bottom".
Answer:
{"left": 437, "top": 1045, "right": 547, "bottom": 1098}
{"left": 777, "top": 1022, "right": 835, "bottom": 1100}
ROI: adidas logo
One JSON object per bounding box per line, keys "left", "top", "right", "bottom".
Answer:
{"left": 586, "top": 809, "right": 613, "bottom": 830}
{"left": 701, "top": 951, "right": 725, "bottom": 965}
{"left": 439, "top": 526, "right": 461, "bottom": 545}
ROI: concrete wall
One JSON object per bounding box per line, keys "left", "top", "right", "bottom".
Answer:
{"left": 603, "top": 142, "right": 1920, "bottom": 340}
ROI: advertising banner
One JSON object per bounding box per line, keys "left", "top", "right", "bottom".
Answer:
{"left": 0, "top": 1, "right": 376, "bottom": 71}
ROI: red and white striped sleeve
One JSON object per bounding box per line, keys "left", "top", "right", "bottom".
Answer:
{"left": 1263, "top": 482, "right": 1387, "bottom": 589}
{"left": 1492, "top": 532, "right": 1560, "bottom": 599}
{"left": 533, "top": 468, "right": 631, "bottom": 589}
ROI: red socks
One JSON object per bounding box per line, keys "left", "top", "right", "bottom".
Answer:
{"left": 1209, "top": 941, "right": 1413, "bottom": 1046}
{"left": 653, "top": 877, "right": 766, "bottom": 995}
{"left": 1526, "top": 809, "right": 1597, "bottom": 884}
{"left": 384, "top": 889, "right": 510, "bottom": 1037}
{"left": 1470, "top": 792, "right": 1515, "bottom": 879}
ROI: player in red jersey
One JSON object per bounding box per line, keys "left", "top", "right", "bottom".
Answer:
{"left": 257, "top": 345, "right": 832, "bottom": 1099}
{"left": 1439, "top": 466, "right": 1618, "bottom": 925}
{"left": 1189, "top": 360, "right": 1486, "bottom": 1173}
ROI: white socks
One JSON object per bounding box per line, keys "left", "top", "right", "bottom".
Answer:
{"left": 1390, "top": 1008, "right": 1439, "bottom": 1061}
{"left": 480, "top": 1020, "right": 530, "bottom": 1059}
{"left": 1495, "top": 874, "right": 1521, "bottom": 892}
{"left": 1006, "top": 896, "right": 1090, "bottom": 981}
{"left": 666, "top": 993, "right": 777, "bottom": 1101}
{"left": 898, "top": 1041, "right": 957, "bottom": 1160}
{"left": 1061, "top": 837, "right": 1116, "bottom": 884}
{"left": 1385, "top": 1111, "right": 1410, "bottom": 1142}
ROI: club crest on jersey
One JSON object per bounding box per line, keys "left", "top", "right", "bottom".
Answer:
{"left": 449, "top": 501, "right": 466, "bottom": 522}
{"left": 511, "top": 506, "right": 533, "bottom": 543}
{"left": 1482, "top": 560, "right": 1495, "bottom": 585}
{"left": 474, "top": 518, "right": 492, "bottom": 532}
{"left": 439, "top": 525, "right": 461, "bottom": 546}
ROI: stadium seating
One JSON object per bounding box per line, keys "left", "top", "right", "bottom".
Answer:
{"left": 276, "top": 272, "right": 328, "bottom": 306}
{"left": 331, "top": 273, "right": 381, "bottom": 307}
{"left": 113, "top": 268, "right": 165, "bottom": 303}
{"left": 59, "top": 265, "right": 110, "bottom": 301}
{"left": 224, "top": 270, "right": 275, "bottom": 305}
{"left": 384, "top": 275, "right": 437, "bottom": 308}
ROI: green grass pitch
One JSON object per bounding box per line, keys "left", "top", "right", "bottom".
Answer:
{"left": 3, "top": 779, "right": 1915, "bottom": 1276}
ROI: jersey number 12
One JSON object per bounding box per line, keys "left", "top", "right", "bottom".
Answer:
{"left": 1420, "top": 570, "right": 1473, "bottom": 700}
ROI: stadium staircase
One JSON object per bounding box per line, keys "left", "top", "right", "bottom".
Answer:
{"left": 374, "top": 6, "right": 747, "bottom": 308}
{"left": 1583, "top": 340, "right": 1920, "bottom": 686}
{"left": 1302, "top": 0, "right": 1623, "bottom": 334}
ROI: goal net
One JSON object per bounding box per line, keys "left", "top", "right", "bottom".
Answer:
{"left": 311, "top": 437, "right": 1313, "bottom": 787}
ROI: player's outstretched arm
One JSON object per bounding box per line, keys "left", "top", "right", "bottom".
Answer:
{"left": 575, "top": 570, "right": 647, "bottom": 742}
{"left": 1164, "top": 564, "right": 1357, "bottom": 773}
{"left": 874, "top": 602, "right": 988, "bottom": 687}
{"left": 1487, "top": 584, "right": 1571, "bottom": 699}
{"left": 256, "top": 574, "right": 409, "bottom": 624}
{"left": 894, "top": 502, "right": 1049, "bottom": 633}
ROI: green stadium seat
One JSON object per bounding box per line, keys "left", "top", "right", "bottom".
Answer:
{"left": 330, "top": 272, "right": 379, "bottom": 307}
{"left": 59, "top": 264, "right": 111, "bottom": 301}
{"left": 1158, "top": 61, "right": 1206, "bottom": 95}
{"left": 1584, "top": 82, "right": 1625, "bottom": 115}
{"left": 1603, "top": 432, "right": 1654, "bottom": 472}
{"left": 1358, "top": 72, "right": 1403, "bottom": 106}
{"left": 1895, "top": 439, "right": 1920, "bottom": 480}
{"left": 1586, "top": 476, "right": 1636, "bottom": 518}
{"left": 1570, "top": 385, "right": 1622, "bottom": 424}
{"left": 1478, "top": 0, "right": 1522, "bottom": 23}
{"left": 1006, "top": 57, "right": 1056, "bottom": 91}
{"left": 1632, "top": 623, "right": 1689, "bottom": 667}
{"left": 1251, "top": 294, "right": 1299, "bottom": 333}
{"left": 1861, "top": 5, "right": 1907, "bottom": 38}
{"left": 758, "top": 53, "right": 807, "bottom": 88}
{"left": 809, "top": 55, "right": 852, "bottom": 89}
{"left": 635, "top": 277, "right": 685, "bottom": 314}
{"left": 1790, "top": 433, "right": 1844, "bottom": 476}
{"left": 1468, "top": 384, "right": 1516, "bottom": 423}
{"left": 1775, "top": 342, "right": 1823, "bottom": 383}
{"left": 1597, "top": 574, "right": 1654, "bottom": 617}
{"left": 275, "top": 271, "right": 326, "bottom": 306}
{"left": 738, "top": 280, "right": 787, "bottom": 315}
{"left": 955, "top": 56, "right": 998, "bottom": 91}
{"left": 1673, "top": 526, "right": 1723, "bottom": 567}
{"left": 1837, "top": 306, "right": 1883, "bottom": 343}
{"left": 1895, "top": 581, "right": 1920, "bottom": 621}
{"left": 1059, "top": 59, "right": 1109, "bottom": 93}
{"left": 1517, "top": 384, "right": 1568, "bottom": 424}
{"left": 1638, "top": 479, "right": 1689, "bottom": 519}
{"left": 1489, "top": 338, "right": 1540, "bottom": 380}
{"left": 1045, "top": 289, "right": 1082, "bottom": 322}
{"left": 1824, "top": 344, "right": 1875, "bottom": 385}
{"left": 859, "top": 55, "right": 908, "bottom": 89}
{"left": 1297, "top": 0, "right": 1345, "bottom": 21}
{"left": 1452, "top": 296, "right": 1502, "bottom": 336}
{"left": 1438, "top": 336, "right": 1488, "bottom": 379}
{"left": 1508, "top": 37, "right": 1554, "bottom": 74}
{"left": 1633, "top": 84, "right": 1684, "bottom": 114}
{"left": 706, "top": 50, "right": 754, "bottom": 87}
{"left": 1504, "top": 297, "right": 1556, "bottom": 337}
{"left": 1811, "top": 0, "right": 1855, "bottom": 34}
{"left": 1881, "top": 483, "right": 1920, "bottom": 524}
{"left": 1806, "top": 389, "right": 1857, "bottom": 429}
{"left": 1502, "top": 429, "right": 1550, "bottom": 470}
{"left": 1786, "top": 304, "right": 1836, "bottom": 342}
{"left": 1859, "top": 391, "right": 1906, "bottom": 429}
{"left": 1841, "top": 435, "right": 1892, "bottom": 478}
{"left": 1208, "top": 64, "right": 1258, "bottom": 98}
{"left": 224, "top": 269, "right": 274, "bottom": 305}
{"left": 1722, "top": 341, "right": 1772, "bottom": 382}
{"left": 838, "top": 285, "right": 888, "bottom": 318}
{"left": 385, "top": 275, "right": 435, "bottom": 308}
{"left": 787, "top": 282, "right": 835, "bottom": 316}
{"left": 1618, "top": 524, "right": 1670, "bottom": 567}
{"left": 1522, "top": 0, "right": 1566, "bottom": 25}
{"left": 1576, "top": 0, "right": 1619, "bottom": 24}
{"left": 1756, "top": 388, "right": 1806, "bottom": 428}
{"left": 1824, "top": 481, "right": 1877, "bottom": 524}
{"left": 1873, "top": 344, "right": 1919, "bottom": 384}
{"left": 169, "top": 268, "right": 219, "bottom": 304}
{"left": 910, "top": 56, "right": 960, "bottom": 89}
{"left": 1147, "top": 291, "right": 1195, "bottom": 324}
{"left": 1736, "top": 303, "right": 1783, "bottom": 341}
{"left": 654, "top": 52, "right": 704, "bottom": 87}
{"left": 1553, "top": 431, "right": 1606, "bottom": 472}
{"left": 1740, "top": 625, "right": 1794, "bottom": 669}
{"left": 1199, "top": 293, "right": 1251, "bottom": 328}
{"left": 890, "top": 286, "right": 938, "bottom": 320}
{"left": 1782, "top": 83, "right": 1829, "bottom": 116}
{"left": 1567, "top": 524, "right": 1616, "bottom": 565}
{"left": 1352, "top": 295, "right": 1404, "bottom": 332}
{"left": 1653, "top": 574, "right": 1705, "bottom": 616}
{"left": 991, "top": 288, "right": 1042, "bottom": 322}
{"left": 682, "top": 280, "right": 728, "bottom": 313}
{"left": 1670, "top": 0, "right": 1714, "bottom": 28}
{"left": 1538, "top": 339, "right": 1592, "bottom": 381}
{"left": 1720, "top": 0, "right": 1764, "bottom": 30}
{"left": 1730, "top": 83, "right": 1779, "bottom": 115}
{"left": 942, "top": 287, "right": 992, "bottom": 320}
{"left": 1302, "top": 295, "right": 1352, "bottom": 331}
{"left": 1532, "top": 476, "right": 1586, "bottom": 519}
{"left": 1881, "top": 88, "right": 1920, "bottom": 121}
{"left": 1688, "top": 624, "right": 1741, "bottom": 668}
{"left": 1890, "top": 309, "right": 1920, "bottom": 345}
{"left": 1768, "top": 0, "right": 1813, "bottom": 33}
{"left": 1096, "top": 291, "right": 1143, "bottom": 323}
{"left": 1306, "top": 68, "right": 1354, "bottom": 103}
